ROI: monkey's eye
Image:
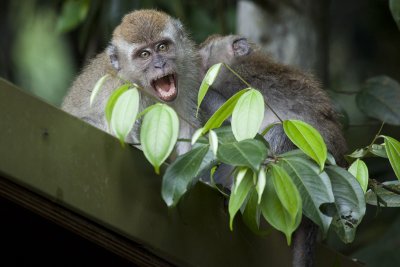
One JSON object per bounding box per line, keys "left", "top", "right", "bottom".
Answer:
{"left": 140, "top": 51, "right": 150, "bottom": 58}
{"left": 158, "top": 43, "right": 168, "bottom": 52}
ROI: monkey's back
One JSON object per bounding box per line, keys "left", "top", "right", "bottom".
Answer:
{"left": 215, "top": 53, "right": 347, "bottom": 165}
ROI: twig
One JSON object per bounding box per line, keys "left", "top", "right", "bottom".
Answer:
{"left": 223, "top": 63, "right": 283, "bottom": 122}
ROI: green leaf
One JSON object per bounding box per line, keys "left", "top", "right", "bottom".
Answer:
{"left": 242, "top": 189, "right": 270, "bottom": 235}
{"left": 283, "top": 120, "right": 327, "bottom": 170}
{"left": 197, "top": 63, "right": 223, "bottom": 115}
{"left": 260, "top": 170, "right": 302, "bottom": 245}
{"left": 370, "top": 144, "right": 388, "bottom": 158}
{"left": 280, "top": 149, "right": 335, "bottom": 166}
{"left": 348, "top": 159, "right": 369, "bottom": 193}
{"left": 231, "top": 89, "right": 265, "bottom": 141}
{"left": 140, "top": 104, "right": 179, "bottom": 174}
{"left": 390, "top": 0, "right": 400, "bottom": 30}
{"left": 256, "top": 167, "right": 266, "bottom": 204}
{"left": 105, "top": 84, "right": 130, "bottom": 125}
{"left": 162, "top": 145, "right": 210, "bottom": 206}
{"left": 346, "top": 148, "right": 368, "bottom": 161}
{"left": 366, "top": 181, "right": 400, "bottom": 207}
{"left": 90, "top": 74, "right": 109, "bottom": 107}
{"left": 383, "top": 136, "right": 400, "bottom": 180}
{"left": 229, "top": 169, "right": 253, "bottom": 230}
{"left": 110, "top": 88, "right": 140, "bottom": 144}
{"left": 213, "top": 126, "right": 237, "bottom": 144}
{"left": 234, "top": 168, "right": 248, "bottom": 194}
{"left": 56, "top": 0, "right": 90, "bottom": 33}
{"left": 191, "top": 128, "right": 204, "bottom": 145}
{"left": 279, "top": 157, "right": 334, "bottom": 235}
{"left": 356, "top": 76, "right": 400, "bottom": 125}
{"left": 323, "top": 166, "right": 366, "bottom": 243}
{"left": 209, "top": 130, "right": 218, "bottom": 156}
{"left": 270, "top": 165, "right": 302, "bottom": 224}
{"left": 202, "top": 89, "right": 250, "bottom": 134}
{"left": 217, "top": 139, "right": 268, "bottom": 172}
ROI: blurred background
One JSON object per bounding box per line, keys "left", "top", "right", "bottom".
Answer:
{"left": 1, "top": 0, "right": 400, "bottom": 266}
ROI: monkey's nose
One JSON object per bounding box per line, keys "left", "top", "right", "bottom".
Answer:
{"left": 154, "top": 58, "right": 167, "bottom": 69}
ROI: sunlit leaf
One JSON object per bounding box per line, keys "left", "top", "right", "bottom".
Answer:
{"left": 356, "top": 76, "right": 400, "bottom": 125}
{"left": 383, "top": 136, "right": 400, "bottom": 180}
{"left": 348, "top": 159, "right": 369, "bottom": 193}
{"left": 323, "top": 166, "right": 366, "bottom": 243}
{"left": 229, "top": 169, "right": 253, "bottom": 230}
{"left": 260, "top": 170, "right": 301, "bottom": 245}
{"left": 390, "top": 0, "right": 400, "bottom": 30}
{"left": 279, "top": 156, "right": 334, "bottom": 235}
{"left": 90, "top": 74, "right": 109, "bottom": 107}
{"left": 283, "top": 120, "right": 327, "bottom": 170}
{"left": 105, "top": 84, "right": 130, "bottom": 124}
{"left": 191, "top": 128, "right": 204, "bottom": 145}
{"left": 110, "top": 88, "right": 140, "bottom": 144}
{"left": 209, "top": 130, "right": 218, "bottom": 156}
{"left": 202, "top": 89, "right": 250, "bottom": 134}
{"left": 197, "top": 63, "right": 223, "bottom": 115}
{"left": 366, "top": 181, "right": 400, "bottom": 207}
{"left": 270, "top": 165, "right": 302, "bottom": 223}
{"left": 140, "top": 104, "right": 179, "bottom": 174}
{"left": 217, "top": 139, "right": 268, "bottom": 172}
{"left": 231, "top": 89, "right": 265, "bottom": 141}
{"left": 234, "top": 168, "right": 248, "bottom": 194}
{"left": 162, "top": 145, "right": 210, "bottom": 207}
{"left": 257, "top": 167, "right": 266, "bottom": 204}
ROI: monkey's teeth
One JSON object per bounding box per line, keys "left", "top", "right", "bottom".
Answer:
{"left": 153, "top": 74, "right": 177, "bottom": 101}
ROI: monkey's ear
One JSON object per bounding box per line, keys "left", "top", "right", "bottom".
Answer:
{"left": 232, "top": 38, "right": 252, "bottom": 56}
{"left": 106, "top": 44, "right": 120, "bottom": 71}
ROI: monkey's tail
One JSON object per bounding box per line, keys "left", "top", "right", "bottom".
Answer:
{"left": 292, "top": 217, "right": 318, "bottom": 267}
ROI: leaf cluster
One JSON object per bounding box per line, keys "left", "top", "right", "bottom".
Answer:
{"left": 90, "top": 60, "right": 400, "bottom": 246}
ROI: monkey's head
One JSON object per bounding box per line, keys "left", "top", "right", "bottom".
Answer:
{"left": 199, "top": 34, "right": 254, "bottom": 74}
{"left": 107, "top": 10, "right": 199, "bottom": 103}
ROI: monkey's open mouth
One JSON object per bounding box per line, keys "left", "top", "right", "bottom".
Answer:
{"left": 151, "top": 74, "right": 177, "bottom": 102}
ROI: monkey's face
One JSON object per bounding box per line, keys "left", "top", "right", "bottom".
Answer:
{"left": 199, "top": 35, "right": 252, "bottom": 74}
{"left": 132, "top": 39, "right": 179, "bottom": 102}
{"left": 109, "top": 38, "right": 179, "bottom": 102}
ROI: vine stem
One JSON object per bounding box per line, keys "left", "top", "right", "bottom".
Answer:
{"left": 109, "top": 71, "right": 198, "bottom": 131}
{"left": 223, "top": 63, "right": 283, "bottom": 123}
{"left": 367, "top": 122, "right": 385, "bottom": 148}
{"left": 370, "top": 178, "right": 400, "bottom": 195}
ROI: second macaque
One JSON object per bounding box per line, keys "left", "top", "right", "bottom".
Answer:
{"left": 199, "top": 34, "right": 347, "bottom": 165}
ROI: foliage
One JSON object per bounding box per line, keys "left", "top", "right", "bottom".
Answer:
{"left": 90, "top": 60, "right": 400, "bottom": 245}
{"left": 83, "top": 0, "right": 400, "bottom": 249}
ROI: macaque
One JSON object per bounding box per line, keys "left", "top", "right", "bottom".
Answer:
{"left": 199, "top": 34, "right": 347, "bottom": 165}
{"left": 199, "top": 34, "right": 348, "bottom": 267}
{"left": 62, "top": 10, "right": 201, "bottom": 155}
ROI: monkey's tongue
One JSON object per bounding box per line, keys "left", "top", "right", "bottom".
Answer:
{"left": 153, "top": 75, "right": 177, "bottom": 101}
